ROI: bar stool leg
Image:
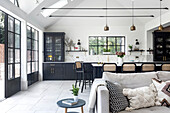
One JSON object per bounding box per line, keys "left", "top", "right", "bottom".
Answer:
{"left": 81, "top": 73, "right": 85, "bottom": 93}
{"left": 81, "top": 106, "right": 84, "bottom": 113}
{"left": 65, "top": 108, "right": 67, "bottom": 113}
{"left": 75, "top": 73, "right": 78, "bottom": 87}
{"left": 79, "top": 73, "right": 81, "bottom": 87}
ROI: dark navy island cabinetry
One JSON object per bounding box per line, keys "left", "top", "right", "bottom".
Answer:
{"left": 43, "top": 63, "right": 77, "bottom": 80}
{"left": 43, "top": 63, "right": 93, "bottom": 80}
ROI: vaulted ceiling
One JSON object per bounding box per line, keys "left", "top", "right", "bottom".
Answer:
{"left": 7, "top": 0, "right": 170, "bottom": 29}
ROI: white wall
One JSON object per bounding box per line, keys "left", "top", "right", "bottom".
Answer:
{"left": 46, "top": 16, "right": 146, "bottom": 62}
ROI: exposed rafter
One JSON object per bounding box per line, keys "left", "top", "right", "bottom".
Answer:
{"left": 49, "top": 15, "right": 154, "bottom": 18}
{"left": 42, "top": 7, "right": 169, "bottom": 10}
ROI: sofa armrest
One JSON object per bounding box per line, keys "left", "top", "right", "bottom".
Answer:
{"left": 97, "top": 86, "right": 109, "bottom": 113}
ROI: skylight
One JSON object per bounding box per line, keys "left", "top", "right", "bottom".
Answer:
{"left": 10, "top": 0, "right": 19, "bottom": 7}
{"left": 41, "top": 0, "right": 68, "bottom": 17}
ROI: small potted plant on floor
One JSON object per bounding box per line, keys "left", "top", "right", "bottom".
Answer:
{"left": 103, "top": 49, "right": 111, "bottom": 55}
{"left": 70, "top": 85, "right": 79, "bottom": 102}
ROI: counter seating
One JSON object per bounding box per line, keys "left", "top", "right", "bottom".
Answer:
{"left": 122, "top": 63, "right": 136, "bottom": 73}
{"left": 161, "top": 63, "right": 170, "bottom": 71}
{"left": 75, "top": 61, "right": 84, "bottom": 88}
{"left": 141, "top": 63, "right": 155, "bottom": 72}
{"left": 75, "top": 61, "right": 92, "bottom": 93}
{"left": 103, "top": 63, "right": 117, "bottom": 73}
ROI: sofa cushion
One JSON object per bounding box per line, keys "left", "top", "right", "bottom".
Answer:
{"left": 118, "top": 106, "right": 170, "bottom": 113}
{"left": 106, "top": 81, "right": 128, "bottom": 113}
{"left": 157, "top": 71, "right": 170, "bottom": 81}
{"left": 103, "top": 72, "right": 158, "bottom": 88}
{"left": 152, "top": 78, "right": 170, "bottom": 107}
{"left": 123, "top": 85, "right": 155, "bottom": 111}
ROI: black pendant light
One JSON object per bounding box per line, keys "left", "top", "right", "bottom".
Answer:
{"left": 104, "top": 0, "right": 109, "bottom": 31}
{"left": 130, "top": 0, "right": 136, "bottom": 31}
{"left": 158, "top": 0, "right": 163, "bottom": 31}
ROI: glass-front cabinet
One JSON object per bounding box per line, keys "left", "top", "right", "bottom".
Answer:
{"left": 153, "top": 32, "right": 170, "bottom": 61}
{"left": 44, "top": 32, "right": 65, "bottom": 62}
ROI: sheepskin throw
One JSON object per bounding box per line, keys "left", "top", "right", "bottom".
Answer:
{"left": 123, "top": 85, "right": 155, "bottom": 111}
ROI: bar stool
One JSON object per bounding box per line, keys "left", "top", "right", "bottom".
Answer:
{"left": 75, "top": 61, "right": 84, "bottom": 89}
{"left": 103, "top": 63, "right": 117, "bottom": 73}
{"left": 75, "top": 61, "right": 91, "bottom": 93}
{"left": 122, "top": 63, "right": 136, "bottom": 73}
{"left": 161, "top": 63, "right": 170, "bottom": 71}
{"left": 141, "top": 63, "right": 155, "bottom": 72}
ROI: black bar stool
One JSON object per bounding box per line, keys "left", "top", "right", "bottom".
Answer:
{"left": 103, "top": 63, "right": 117, "bottom": 73}
{"left": 141, "top": 63, "right": 155, "bottom": 72}
{"left": 161, "top": 63, "right": 170, "bottom": 71}
{"left": 122, "top": 63, "right": 136, "bottom": 73}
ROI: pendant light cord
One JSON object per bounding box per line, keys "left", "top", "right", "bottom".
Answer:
{"left": 132, "top": 0, "right": 134, "bottom": 25}
{"left": 106, "top": 0, "right": 108, "bottom": 25}
{"left": 160, "top": 0, "right": 162, "bottom": 25}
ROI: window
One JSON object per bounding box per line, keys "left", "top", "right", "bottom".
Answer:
{"left": 27, "top": 26, "right": 39, "bottom": 74}
{"left": 7, "top": 15, "right": 21, "bottom": 79}
{"left": 89, "top": 36, "right": 125, "bottom": 55}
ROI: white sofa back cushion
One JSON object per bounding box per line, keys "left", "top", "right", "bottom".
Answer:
{"left": 102, "top": 72, "right": 158, "bottom": 88}
{"left": 157, "top": 71, "right": 170, "bottom": 81}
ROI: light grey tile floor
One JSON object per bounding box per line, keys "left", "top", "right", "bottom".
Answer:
{"left": 0, "top": 81, "right": 91, "bottom": 113}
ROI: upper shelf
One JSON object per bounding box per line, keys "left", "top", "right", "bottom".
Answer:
{"left": 66, "top": 50, "right": 88, "bottom": 52}
{"left": 128, "top": 50, "right": 145, "bottom": 55}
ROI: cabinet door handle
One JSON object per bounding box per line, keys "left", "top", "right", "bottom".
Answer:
{"left": 73, "top": 65, "right": 75, "bottom": 70}
{"left": 53, "top": 68, "right": 55, "bottom": 73}
{"left": 51, "top": 68, "right": 53, "bottom": 73}
{"left": 165, "top": 56, "right": 167, "bottom": 61}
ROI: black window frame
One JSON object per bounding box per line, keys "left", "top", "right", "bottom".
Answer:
{"left": 89, "top": 36, "right": 125, "bottom": 55}
{"left": 27, "top": 25, "right": 39, "bottom": 74}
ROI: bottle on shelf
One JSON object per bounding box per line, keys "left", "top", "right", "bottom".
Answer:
{"left": 74, "top": 39, "right": 81, "bottom": 51}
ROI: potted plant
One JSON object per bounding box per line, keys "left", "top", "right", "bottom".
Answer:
{"left": 116, "top": 52, "right": 125, "bottom": 65}
{"left": 128, "top": 44, "right": 133, "bottom": 51}
{"left": 70, "top": 85, "right": 79, "bottom": 102}
{"left": 103, "top": 49, "right": 111, "bottom": 55}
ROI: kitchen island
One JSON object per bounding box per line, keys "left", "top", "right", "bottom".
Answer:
{"left": 43, "top": 62, "right": 169, "bottom": 80}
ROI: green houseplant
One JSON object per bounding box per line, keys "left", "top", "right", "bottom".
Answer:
{"left": 128, "top": 44, "right": 133, "bottom": 50}
{"left": 103, "top": 49, "right": 111, "bottom": 55}
{"left": 70, "top": 84, "right": 79, "bottom": 102}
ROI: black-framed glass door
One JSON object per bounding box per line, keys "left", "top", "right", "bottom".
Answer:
{"left": 5, "top": 13, "right": 21, "bottom": 98}
{"left": 0, "top": 11, "right": 5, "bottom": 100}
{"left": 27, "top": 25, "right": 39, "bottom": 86}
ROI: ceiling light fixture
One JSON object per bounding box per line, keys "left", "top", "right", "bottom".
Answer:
{"left": 130, "top": 0, "right": 136, "bottom": 31}
{"left": 158, "top": 0, "right": 163, "bottom": 31}
{"left": 104, "top": 0, "right": 109, "bottom": 31}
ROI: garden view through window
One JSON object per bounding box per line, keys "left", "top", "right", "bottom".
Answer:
{"left": 89, "top": 36, "right": 125, "bottom": 55}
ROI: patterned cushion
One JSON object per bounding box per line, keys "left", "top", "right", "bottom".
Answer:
{"left": 106, "top": 81, "right": 128, "bottom": 113}
{"left": 123, "top": 84, "right": 155, "bottom": 111}
{"left": 152, "top": 78, "right": 170, "bottom": 107}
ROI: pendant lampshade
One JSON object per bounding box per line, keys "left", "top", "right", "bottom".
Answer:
{"left": 130, "top": 25, "right": 136, "bottom": 31}
{"left": 104, "top": 25, "right": 109, "bottom": 31}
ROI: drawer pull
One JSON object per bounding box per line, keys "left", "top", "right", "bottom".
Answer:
{"left": 50, "top": 64, "right": 55, "bottom": 66}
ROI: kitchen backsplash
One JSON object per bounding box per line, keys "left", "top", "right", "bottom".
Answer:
{"left": 65, "top": 52, "right": 152, "bottom": 62}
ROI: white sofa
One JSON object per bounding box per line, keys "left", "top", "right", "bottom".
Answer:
{"left": 97, "top": 71, "right": 170, "bottom": 113}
